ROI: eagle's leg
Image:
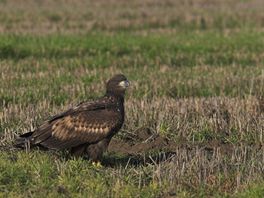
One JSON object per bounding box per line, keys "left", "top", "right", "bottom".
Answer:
{"left": 86, "top": 138, "right": 111, "bottom": 162}
{"left": 70, "top": 144, "right": 87, "bottom": 157}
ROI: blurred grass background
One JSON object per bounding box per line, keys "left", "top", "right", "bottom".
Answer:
{"left": 0, "top": 0, "right": 264, "bottom": 197}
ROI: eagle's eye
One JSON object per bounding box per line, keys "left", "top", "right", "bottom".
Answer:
{"left": 118, "top": 80, "right": 130, "bottom": 89}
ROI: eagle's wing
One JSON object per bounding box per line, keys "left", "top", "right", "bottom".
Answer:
{"left": 48, "top": 98, "right": 111, "bottom": 122}
{"left": 30, "top": 98, "right": 121, "bottom": 150}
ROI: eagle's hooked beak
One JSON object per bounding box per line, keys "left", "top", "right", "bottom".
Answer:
{"left": 119, "top": 80, "right": 130, "bottom": 89}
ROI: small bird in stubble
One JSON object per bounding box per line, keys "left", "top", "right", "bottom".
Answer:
{"left": 15, "top": 74, "right": 130, "bottom": 162}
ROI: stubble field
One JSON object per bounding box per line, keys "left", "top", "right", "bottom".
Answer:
{"left": 0, "top": 0, "right": 264, "bottom": 197}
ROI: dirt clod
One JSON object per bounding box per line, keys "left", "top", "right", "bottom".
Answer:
{"left": 108, "top": 127, "right": 174, "bottom": 155}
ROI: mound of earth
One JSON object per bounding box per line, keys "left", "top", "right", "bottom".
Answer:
{"left": 108, "top": 128, "right": 177, "bottom": 155}
{"left": 108, "top": 127, "right": 263, "bottom": 157}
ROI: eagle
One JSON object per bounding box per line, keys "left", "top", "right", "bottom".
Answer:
{"left": 15, "top": 74, "right": 130, "bottom": 161}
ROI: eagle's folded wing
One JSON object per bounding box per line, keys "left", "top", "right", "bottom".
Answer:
{"left": 26, "top": 97, "right": 121, "bottom": 150}
{"left": 48, "top": 98, "right": 113, "bottom": 123}
{"left": 31, "top": 110, "right": 120, "bottom": 150}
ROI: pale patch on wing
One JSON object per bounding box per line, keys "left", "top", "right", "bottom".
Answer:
{"left": 103, "top": 126, "right": 110, "bottom": 133}
{"left": 51, "top": 115, "right": 113, "bottom": 143}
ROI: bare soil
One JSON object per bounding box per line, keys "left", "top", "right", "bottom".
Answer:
{"left": 108, "top": 127, "right": 263, "bottom": 157}
{"left": 108, "top": 128, "right": 173, "bottom": 155}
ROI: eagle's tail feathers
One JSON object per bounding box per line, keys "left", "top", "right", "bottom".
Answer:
{"left": 14, "top": 131, "right": 33, "bottom": 149}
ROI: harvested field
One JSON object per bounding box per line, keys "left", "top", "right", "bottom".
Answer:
{"left": 0, "top": 0, "right": 264, "bottom": 197}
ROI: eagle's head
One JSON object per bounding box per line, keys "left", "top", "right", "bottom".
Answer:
{"left": 106, "top": 74, "right": 130, "bottom": 97}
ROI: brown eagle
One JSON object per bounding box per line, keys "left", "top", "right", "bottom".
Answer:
{"left": 15, "top": 74, "right": 130, "bottom": 161}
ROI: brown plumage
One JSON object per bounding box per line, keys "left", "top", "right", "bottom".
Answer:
{"left": 15, "top": 74, "right": 130, "bottom": 161}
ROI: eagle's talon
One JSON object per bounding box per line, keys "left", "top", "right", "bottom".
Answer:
{"left": 92, "top": 161, "right": 102, "bottom": 168}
